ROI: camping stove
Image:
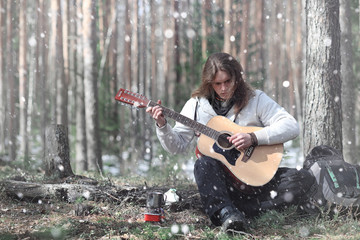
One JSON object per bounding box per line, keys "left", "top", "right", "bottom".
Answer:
{"left": 144, "top": 191, "right": 165, "bottom": 222}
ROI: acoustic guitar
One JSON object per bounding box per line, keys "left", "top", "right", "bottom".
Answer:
{"left": 115, "top": 88, "right": 284, "bottom": 187}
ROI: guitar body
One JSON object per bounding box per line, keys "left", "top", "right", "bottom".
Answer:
{"left": 197, "top": 116, "right": 283, "bottom": 187}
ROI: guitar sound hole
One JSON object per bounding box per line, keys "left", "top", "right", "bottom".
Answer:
{"left": 217, "top": 132, "right": 233, "bottom": 149}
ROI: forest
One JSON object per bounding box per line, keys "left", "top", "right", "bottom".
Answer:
{"left": 0, "top": 0, "right": 357, "bottom": 179}
{"left": 0, "top": 0, "right": 360, "bottom": 239}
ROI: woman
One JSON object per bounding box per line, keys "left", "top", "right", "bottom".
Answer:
{"left": 146, "top": 52, "right": 312, "bottom": 232}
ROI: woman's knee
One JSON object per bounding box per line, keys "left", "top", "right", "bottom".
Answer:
{"left": 194, "top": 156, "right": 220, "bottom": 172}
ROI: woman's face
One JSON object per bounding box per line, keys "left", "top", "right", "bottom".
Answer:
{"left": 211, "top": 70, "right": 235, "bottom": 100}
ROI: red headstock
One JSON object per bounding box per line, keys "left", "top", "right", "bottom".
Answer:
{"left": 114, "top": 88, "right": 149, "bottom": 108}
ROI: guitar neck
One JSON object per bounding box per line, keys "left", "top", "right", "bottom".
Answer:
{"left": 148, "top": 100, "right": 219, "bottom": 139}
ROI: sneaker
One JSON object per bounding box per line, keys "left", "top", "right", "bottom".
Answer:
{"left": 218, "top": 206, "right": 248, "bottom": 232}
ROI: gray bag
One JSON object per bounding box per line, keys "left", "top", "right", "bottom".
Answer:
{"left": 299, "top": 145, "right": 360, "bottom": 214}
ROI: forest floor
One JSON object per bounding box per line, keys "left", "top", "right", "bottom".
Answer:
{"left": 1, "top": 160, "right": 360, "bottom": 240}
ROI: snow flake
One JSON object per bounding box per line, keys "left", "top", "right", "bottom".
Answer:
{"left": 283, "top": 192, "right": 294, "bottom": 203}
{"left": 186, "top": 28, "right": 196, "bottom": 39}
{"left": 171, "top": 224, "right": 180, "bottom": 234}
{"left": 164, "top": 29, "right": 174, "bottom": 39}
{"left": 299, "top": 226, "right": 310, "bottom": 237}
{"left": 155, "top": 28, "right": 162, "bottom": 37}
{"left": 173, "top": 164, "right": 178, "bottom": 171}
{"left": 181, "top": 12, "right": 187, "bottom": 19}
{"left": 282, "top": 81, "right": 290, "bottom": 88}
{"left": 181, "top": 224, "right": 190, "bottom": 234}
{"left": 28, "top": 36, "right": 37, "bottom": 47}
{"left": 324, "top": 37, "right": 332, "bottom": 47}
{"left": 51, "top": 228, "right": 63, "bottom": 238}
{"left": 83, "top": 190, "right": 91, "bottom": 199}
{"left": 270, "top": 190, "right": 277, "bottom": 199}
{"left": 58, "top": 164, "right": 64, "bottom": 172}
{"left": 133, "top": 101, "right": 140, "bottom": 108}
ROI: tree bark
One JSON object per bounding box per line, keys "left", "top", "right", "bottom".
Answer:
{"left": 240, "top": 0, "right": 250, "bottom": 74}
{"left": 60, "top": 0, "right": 70, "bottom": 127}
{"left": 36, "top": 0, "right": 48, "bottom": 158}
{"left": 44, "top": 124, "right": 74, "bottom": 179}
{"left": 19, "top": 0, "right": 29, "bottom": 162}
{"left": 75, "top": 0, "right": 87, "bottom": 172}
{"left": 83, "top": 0, "right": 102, "bottom": 172}
{"left": 6, "top": 0, "right": 16, "bottom": 161}
{"left": 223, "top": 0, "right": 231, "bottom": 53}
{"left": 303, "top": 0, "right": 342, "bottom": 155}
{"left": 0, "top": 0, "right": 4, "bottom": 154}
{"left": 340, "top": 0, "right": 356, "bottom": 163}
{"left": 201, "top": 0, "right": 211, "bottom": 60}
{"left": 55, "top": 0, "right": 67, "bottom": 126}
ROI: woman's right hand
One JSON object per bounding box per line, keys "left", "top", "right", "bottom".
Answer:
{"left": 146, "top": 100, "right": 167, "bottom": 128}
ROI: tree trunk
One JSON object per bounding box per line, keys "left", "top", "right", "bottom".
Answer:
{"left": 37, "top": 0, "right": 48, "bottom": 158}
{"left": 44, "top": 124, "right": 74, "bottom": 179}
{"left": 75, "top": 0, "right": 87, "bottom": 172}
{"left": 264, "top": 0, "right": 280, "bottom": 101}
{"left": 83, "top": 0, "right": 102, "bottom": 172}
{"left": 223, "top": 0, "right": 231, "bottom": 53}
{"left": 48, "top": 0, "right": 58, "bottom": 122}
{"left": 6, "top": 0, "right": 16, "bottom": 161}
{"left": 68, "top": 0, "right": 77, "bottom": 136}
{"left": 340, "top": 0, "right": 356, "bottom": 163}
{"left": 0, "top": 0, "right": 5, "bottom": 154}
{"left": 254, "top": 0, "right": 265, "bottom": 89}
{"left": 55, "top": 0, "right": 67, "bottom": 126}
{"left": 240, "top": 0, "right": 250, "bottom": 74}
{"left": 116, "top": 0, "right": 125, "bottom": 175}
{"left": 201, "top": 0, "right": 211, "bottom": 60}
{"left": 303, "top": 0, "right": 342, "bottom": 155}
{"left": 61, "top": 0, "right": 70, "bottom": 127}
{"left": 174, "top": 0, "right": 181, "bottom": 108}
{"left": 19, "top": 0, "right": 29, "bottom": 162}
{"left": 124, "top": 0, "right": 132, "bottom": 90}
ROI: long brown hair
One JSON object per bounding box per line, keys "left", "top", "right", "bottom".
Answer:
{"left": 192, "top": 52, "right": 254, "bottom": 114}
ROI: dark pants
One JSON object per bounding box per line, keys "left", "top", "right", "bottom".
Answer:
{"left": 194, "top": 156, "right": 314, "bottom": 225}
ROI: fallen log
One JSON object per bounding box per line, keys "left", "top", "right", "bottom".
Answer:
{"left": 0, "top": 179, "right": 139, "bottom": 203}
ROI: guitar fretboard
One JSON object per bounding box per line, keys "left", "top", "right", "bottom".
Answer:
{"left": 148, "top": 100, "right": 220, "bottom": 139}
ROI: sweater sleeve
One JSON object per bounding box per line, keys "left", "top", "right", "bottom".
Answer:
{"left": 155, "top": 98, "right": 197, "bottom": 154}
{"left": 253, "top": 92, "right": 299, "bottom": 145}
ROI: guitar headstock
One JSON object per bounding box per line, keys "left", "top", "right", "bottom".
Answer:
{"left": 114, "top": 88, "right": 149, "bottom": 108}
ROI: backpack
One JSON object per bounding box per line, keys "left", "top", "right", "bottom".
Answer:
{"left": 299, "top": 145, "right": 360, "bottom": 215}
